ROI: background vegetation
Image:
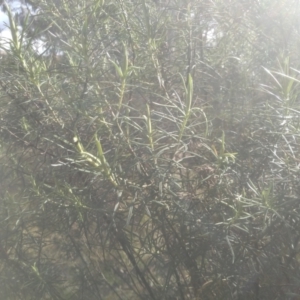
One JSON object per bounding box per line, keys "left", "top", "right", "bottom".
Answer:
{"left": 1, "top": 0, "right": 300, "bottom": 299}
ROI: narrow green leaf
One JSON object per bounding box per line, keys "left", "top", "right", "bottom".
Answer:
{"left": 186, "top": 73, "right": 193, "bottom": 113}
{"left": 110, "top": 60, "right": 123, "bottom": 78}
{"left": 126, "top": 206, "right": 133, "bottom": 226}
{"left": 4, "top": 3, "right": 19, "bottom": 50}
{"left": 121, "top": 43, "right": 128, "bottom": 76}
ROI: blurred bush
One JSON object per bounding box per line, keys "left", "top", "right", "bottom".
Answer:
{"left": 1, "top": 0, "right": 300, "bottom": 299}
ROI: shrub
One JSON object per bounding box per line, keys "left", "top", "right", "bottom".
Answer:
{"left": 1, "top": 0, "right": 300, "bottom": 299}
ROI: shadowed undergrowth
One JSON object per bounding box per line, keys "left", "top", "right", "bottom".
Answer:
{"left": 1, "top": 0, "right": 300, "bottom": 299}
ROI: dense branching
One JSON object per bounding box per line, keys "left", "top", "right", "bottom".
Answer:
{"left": 1, "top": 0, "right": 300, "bottom": 299}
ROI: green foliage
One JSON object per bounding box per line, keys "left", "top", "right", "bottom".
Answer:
{"left": 1, "top": 0, "right": 300, "bottom": 299}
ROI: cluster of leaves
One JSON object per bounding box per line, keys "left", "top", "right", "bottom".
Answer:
{"left": 1, "top": 0, "right": 300, "bottom": 299}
